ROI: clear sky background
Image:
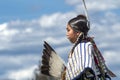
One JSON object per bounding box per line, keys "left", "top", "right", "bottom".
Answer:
{"left": 0, "top": 0, "right": 120, "bottom": 80}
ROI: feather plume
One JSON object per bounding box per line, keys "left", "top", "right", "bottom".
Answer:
{"left": 40, "top": 41, "right": 66, "bottom": 79}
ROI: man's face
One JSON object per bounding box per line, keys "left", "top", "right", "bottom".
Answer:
{"left": 66, "top": 25, "right": 79, "bottom": 43}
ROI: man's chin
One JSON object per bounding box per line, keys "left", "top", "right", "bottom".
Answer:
{"left": 68, "top": 39, "right": 75, "bottom": 44}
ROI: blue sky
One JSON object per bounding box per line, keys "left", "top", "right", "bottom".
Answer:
{"left": 0, "top": 0, "right": 73, "bottom": 23}
{"left": 0, "top": 0, "right": 120, "bottom": 80}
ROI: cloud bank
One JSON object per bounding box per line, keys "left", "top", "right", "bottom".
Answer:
{"left": 0, "top": 0, "right": 120, "bottom": 80}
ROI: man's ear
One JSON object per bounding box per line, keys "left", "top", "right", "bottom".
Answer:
{"left": 76, "top": 32, "right": 81, "bottom": 36}
{"left": 77, "top": 32, "right": 83, "bottom": 37}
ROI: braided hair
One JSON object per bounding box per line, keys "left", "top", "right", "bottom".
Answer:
{"left": 68, "top": 14, "right": 90, "bottom": 53}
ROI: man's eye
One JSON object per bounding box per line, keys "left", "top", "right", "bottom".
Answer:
{"left": 67, "top": 29, "right": 70, "bottom": 31}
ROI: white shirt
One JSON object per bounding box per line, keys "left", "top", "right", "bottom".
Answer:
{"left": 66, "top": 42, "right": 98, "bottom": 80}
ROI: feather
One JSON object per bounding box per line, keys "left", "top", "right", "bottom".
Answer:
{"left": 40, "top": 41, "right": 66, "bottom": 79}
{"left": 107, "top": 68, "right": 116, "bottom": 77}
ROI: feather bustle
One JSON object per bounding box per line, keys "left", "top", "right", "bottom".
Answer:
{"left": 40, "top": 41, "right": 66, "bottom": 79}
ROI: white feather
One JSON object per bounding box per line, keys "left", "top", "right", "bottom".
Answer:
{"left": 49, "top": 51, "right": 65, "bottom": 78}
{"left": 41, "top": 41, "right": 66, "bottom": 79}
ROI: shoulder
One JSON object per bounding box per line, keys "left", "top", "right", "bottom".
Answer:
{"left": 76, "top": 41, "right": 92, "bottom": 48}
{"left": 73, "top": 42, "right": 93, "bottom": 54}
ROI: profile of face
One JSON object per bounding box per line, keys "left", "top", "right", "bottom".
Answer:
{"left": 66, "top": 24, "right": 80, "bottom": 43}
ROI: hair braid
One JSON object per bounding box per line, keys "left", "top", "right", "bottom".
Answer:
{"left": 71, "top": 32, "right": 84, "bottom": 53}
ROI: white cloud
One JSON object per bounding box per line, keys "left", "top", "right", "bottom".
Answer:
{"left": 24, "top": 28, "right": 33, "bottom": 33}
{"left": 39, "top": 14, "right": 58, "bottom": 28}
{"left": 0, "top": 23, "right": 20, "bottom": 50}
{"left": 44, "top": 36, "right": 67, "bottom": 45}
{"left": 38, "top": 12, "right": 77, "bottom": 28}
{"left": 0, "top": 1, "right": 120, "bottom": 79}
{"left": 103, "top": 51, "right": 120, "bottom": 79}
{"left": 0, "top": 12, "right": 77, "bottom": 50}
{"left": 7, "top": 65, "right": 37, "bottom": 80}
{"left": 0, "top": 23, "right": 7, "bottom": 31}
{"left": 0, "top": 54, "right": 40, "bottom": 80}
{"left": 0, "top": 23, "right": 19, "bottom": 37}
{"left": 0, "top": 54, "right": 40, "bottom": 68}
{"left": 66, "top": 0, "right": 120, "bottom": 11}
{"left": 103, "top": 51, "right": 120, "bottom": 65}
